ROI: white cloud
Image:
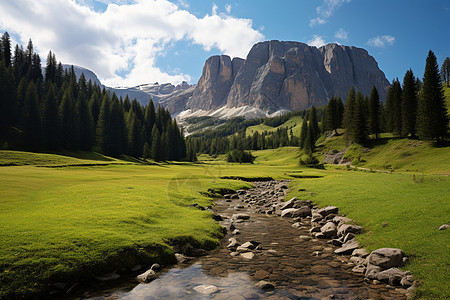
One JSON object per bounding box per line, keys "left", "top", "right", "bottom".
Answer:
{"left": 225, "top": 4, "right": 231, "bottom": 14}
{"left": 307, "top": 35, "right": 326, "bottom": 48}
{"left": 212, "top": 3, "right": 218, "bottom": 15}
{"left": 0, "top": 0, "right": 263, "bottom": 87}
{"left": 310, "top": 0, "right": 351, "bottom": 27}
{"left": 334, "top": 28, "right": 348, "bottom": 40}
{"left": 367, "top": 35, "right": 395, "bottom": 48}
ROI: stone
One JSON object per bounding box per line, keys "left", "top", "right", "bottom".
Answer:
{"left": 232, "top": 213, "right": 250, "bottom": 220}
{"left": 212, "top": 214, "right": 223, "bottom": 221}
{"left": 240, "top": 252, "right": 255, "bottom": 260}
{"left": 227, "top": 238, "right": 240, "bottom": 250}
{"left": 352, "top": 265, "right": 366, "bottom": 273}
{"left": 299, "top": 235, "right": 311, "bottom": 241}
{"left": 150, "top": 263, "right": 161, "bottom": 271}
{"left": 317, "top": 206, "right": 339, "bottom": 217}
{"left": 232, "top": 229, "right": 241, "bottom": 235}
{"left": 332, "top": 216, "right": 354, "bottom": 225}
{"left": 311, "top": 213, "right": 323, "bottom": 222}
{"left": 230, "top": 252, "right": 239, "bottom": 257}
{"left": 193, "top": 284, "right": 219, "bottom": 295}
{"left": 254, "top": 280, "right": 275, "bottom": 290}
{"left": 352, "top": 248, "right": 369, "bottom": 258}
{"left": 368, "top": 248, "right": 404, "bottom": 269}
{"left": 365, "top": 263, "right": 382, "bottom": 280}
{"left": 320, "top": 222, "right": 337, "bottom": 238}
{"left": 175, "top": 253, "right": 189, "bottom": 264}
{"left": 280, "top": 197, "right": 297, "bottom": 210}
{"left": 374, "top": 268, "right": 405, "bottom": 285}
{"left": 334, "top": 238, "right": 359, "bottom": 255}
{"left": 349, "top": 256, "right": 365, "bottom": 265}
{"left": 253, "top": 269, "right": 270, "bottom": 280}
{"left": 136, "top": 269, "right": 157, "bottom": 283}
{"left": 439, "top": 224, "right": 449, "bottom": 230}
{"left": 280, "top": 208, "right": 299, "bottom": 218}
{"left": 337, "top": 224, "right": 363, "bottom": 237}
{"left": 343, "top": 232, "right": 355, "bottom": 243}
{"left": 401, "top": 275, "right": 414, "bottom": 288}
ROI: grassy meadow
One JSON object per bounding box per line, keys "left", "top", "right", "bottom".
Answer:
{"left": 1, "top": 93, "right": 450, "bottom": 300}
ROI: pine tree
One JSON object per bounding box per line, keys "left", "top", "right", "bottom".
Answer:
{"left": 1, "top": 32, "right": 12, "bottom": 67}
{"left": 385, "top": 80, "right": 403, "bottom": 135}
{"left": 77, "top": 94, "right": 95, "bottom": 150}
{"left": 303, "top": 124, "right": 315, "bottom": 153}
{"left": 22, "top": 81, "right": 42, "bottom": 149}
{"left": 151, "top": 125, "right": 162, "bottom": 161}
{"left": 0, "top": 60, "right": 16, "bottom": 137}
{"left": 42, "top": 83, "right": 60, "bottom": 149}
{"left": 299, "top": 118, "right": 308, "bottom": 149}
{"left": 417, "top": 50, "right": 449, "bottom": 141}
{"left": 368, "top": 86, "right": 381, "bottom": 138}
{"left": 401, "top": 69, "right": 418, "bottom": 137}
{"left": 96, "top": 94, "right": 111, "bottom": 153}
{"left": 441, "top": 57, "right": 450, "bottom": 87}
{"left": 143, "top": 142, "right": 151, "bottom": 161}
{"left": 108, "top": 95, "right": 126, "bottom": 156}
{"left": 309, "top": 106, "right": 320, "bottom": 142}
{"left": 343, "top": 86, "right": 356, "bottom": 142}
{"left": 59, "top": 86, "right": 79, "bottom": 149}
{"left": 353, "top": 91, "right": 368, "bottom": 144}
{"left": 127, "top": 113, "right": 143, "bottom": 157}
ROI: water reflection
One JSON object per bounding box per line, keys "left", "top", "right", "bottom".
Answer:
{"left": 88, "top": 263, "right": 265, "bottom": 300}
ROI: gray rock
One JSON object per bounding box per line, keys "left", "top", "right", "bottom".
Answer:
{"left": 352, "top": 265, "right": 366, "bottom": 273}
{"left": 374, "top": 268, "right": 405, "bottom": 285}
{"left": 332, "top": 216, "right": 354, "bottom": 225}
{"left": 193, "top": 284, "right": 219, "bottom": 295}
{"left": 240, "top": 252, "right": 255, "bottom": 259}
{"left": 227, "top": 238, "right": 240, "bottom": 250}
{"left": 317, "top": 206, "right": 339, "bottom": 217}
{"left": 255, "top": 280, "right": 275, "bottom": 290}
{"left": 365, "top": 263, "right": 382, "bottom": 280}
{"left": 150, "top": 263, "right": 161, "bottom": 271}
{"left": 175, "top": 253, "right": 189, "bottom": 264}
{"left": 337, "top": 224, "right": 363, "bottom": 236}
{"left": 136, "top": 269, "right": 157, "bottom": 283}
{"left": 320, "top": 222, "right": 337, "bottom": 238}
{"left": 368, "top": 248, "right": 404, "bottom": 269}
{"left": 334, "top": 238, "right": 359, "bottom": 255}
{"left": 280, "top": 208, "right": 299, "bottom": 218}
{"left": 352, "top": 248, "right": 369, "bottom": 258}
{"left": 280, "top": 197, "right": 297, "bottom": 210}
{"left": 343, "top": 232, "right": 356, "bottom": 243}
{"left": 401, "top": 275, "right": 414, "bottom": 288}
{"left": 439, "top": 224, "right": 449, "bottom": 230}
{"left": 232, "top": 213, "right": 250, "bottom": 220}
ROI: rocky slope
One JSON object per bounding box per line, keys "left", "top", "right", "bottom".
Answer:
{"left": 164, "top": 40, "right": 390, "bottom": 117}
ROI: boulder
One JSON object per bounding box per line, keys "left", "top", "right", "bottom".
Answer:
{"left": 337, "top": 224, "right": 363, "bottom": 236}
{"left": 193, "top": 284, "right": 219, "bottom": 295}
{"left": 320, "top": 222, "right": 337, "bottom": 238}
{"left": 175, "top": 253, "right": 189, "bottom": 264}
{"left": 254, "top": 280, "right": 275, "bottom": 290}
{"left": 136, "top": 269, "right": 157, "bottom": 283}
{"left": 332, "top": 216, "right": 354, "bottom": 225}
{"left": 374, "top": 268, "right": 405, "bottom": 285}
{"left": 150, "top": 263, "right": 161, "bottom": 272}
{"left": 280, "top": 197, "right": 297, "bottom": 210}
{"left": 317, "top": 206, "right": 339, "bottom": 216}
{"left": 368, "top": 248, "right": 404, "bottom": 269}
{"left": 240, "top": 252, "right": 255, "bottom": 259}
{"left": 352, "top": 248, "right": 369, "bottom": 258}
{"left": 401, "top": 275, "right": 415, "bottom": 288}
{"left": 280, "top": 208, "right": 299, "bottom": 218}
{"left": 227, "top": 238, "right": 240, "bottom": 250}
{"left": 232, "top": 213, "right": 250, "bottom": 220}
{"left": 365, "top": 263, "right": 382, "bottom": 280}
{"left": 334, "top": 238, "right": 359, "bottom": 255}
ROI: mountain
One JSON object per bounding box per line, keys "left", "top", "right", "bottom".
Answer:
{"left": 163, "top": 40, "right": 390, "bottom": 118}
{"left": 54, "top": 65, "right": 194, "bottom": 106}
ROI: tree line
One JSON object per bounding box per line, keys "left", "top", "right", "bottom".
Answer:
{"left": 0, "top": 32, "right": 186, "bottom": 161}
{"left": 318, "top": 50, "right": 448, "bottom": 148}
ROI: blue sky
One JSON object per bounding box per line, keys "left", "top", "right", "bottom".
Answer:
{"left": 0, "top": 0, "right": 449, "bottom": 87}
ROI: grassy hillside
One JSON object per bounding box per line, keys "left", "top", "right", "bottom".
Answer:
{"left": 246, "top": 116, "right": 304, "bottom": 137}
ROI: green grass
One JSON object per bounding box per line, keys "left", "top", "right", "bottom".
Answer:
{"left": 288, "top": 170, "right": 450, "bottom": 299}
{"left": 1, "top": 145, "right": 449, "bottom": 299}
{"left": 245, "top": 116, "right": 304, "bottom": 136}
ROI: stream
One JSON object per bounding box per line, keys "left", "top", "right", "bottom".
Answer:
{"left": 73, "top": 180, "right": 406, "bottom": 300}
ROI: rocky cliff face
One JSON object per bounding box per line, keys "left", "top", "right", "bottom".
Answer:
{"left": 164, "top": 40, "right": 390, "bottom": 116}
